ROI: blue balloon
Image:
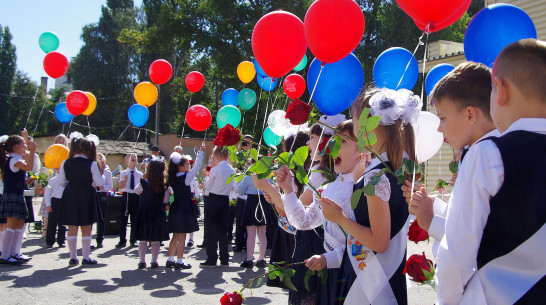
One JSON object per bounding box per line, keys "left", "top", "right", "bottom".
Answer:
{"left": 425, "top": 64, "right": 455, "bottom": 96}
{"left": 307, "top": 53, "right": 364, "bottom": 116}
{"left": 464, "top": 4, "right": 537, "bottom": 68}
{"left": 257, "top": 75, "right": 278, "bottom": 92}
{"left": 221, "top": 88, "right": 239, "bottom": 107}
{"left": 55, "top": 102, "right": 74, "bottom": 124}
{"left": 128, "top": 104, "right": 149, "bottom": 127}
{"left": 253, "top": 58, "right": 267, "bottom": 77}
{"left": 373, "top": 47, "right": 418, "bottom": 90}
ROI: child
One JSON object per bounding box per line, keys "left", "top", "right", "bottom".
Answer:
{"left": 133, "top": 160, "right": 170, "bottom": 269}
{"left": 166, "top": 145, "right": 205, "bottom": 269}
{"left": 94, "top": 153, "right": 112, "bottom": 248}
{"left": 436, "top": 39, "right": 546, "bottom": 304}
{"left": 320, "top": 88, "right": 421, "bottom": 304}
{"left": 0, "top": 135, "right": 37, "bottom": 265}
{"left": 44, "top": 168, "right": 66, "bottom": 248}
{"left": 58, "top": 137, "right": 105, "bottom": 266}
{"left": 401, "top": 62, "right": 498, "bottom": 258}
{"left": 117, "top": 153, "right": 142, "bottom": 248}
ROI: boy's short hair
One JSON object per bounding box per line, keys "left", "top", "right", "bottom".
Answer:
{"left": 212, "top": 146, "right": 229, "bottom": 159}
{"left": 494, "top": 38, "right": 546, "bottom": 102}
{"left": 431, "top": 62, "right": 492, "bottom": 117}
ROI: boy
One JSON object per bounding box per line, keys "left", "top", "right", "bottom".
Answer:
{"left": 116, "top": 153, "right": 142, "bottom": 248}
{"left": 201, "top": 146, "right": 235, "bottom": 267}
{"left": 402, "top": 62, "right": 498, "bottom": 257}
{"left": 436, "top": 39, "right": 546, "bottom": 304}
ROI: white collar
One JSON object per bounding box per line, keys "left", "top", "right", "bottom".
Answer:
{"left": 501, "top": 118, "right": 546, "bottom": 136}
{"left": 74, "top": 154, "right": 88, "bottom": 159}
{"left": 176, "top": 172, "right": 187, "bottom": 177}
{"left": 126, "top": 168, "right": 137, "bottom": 172}
{"left": 365, "top": 152, "right": 389, "bottom": 173}
{"left": 217, "top": 160, "right": 228, "bottom": 166}
{"left": 475, "top": 128, "right": 500, "bottom": 144}
{"left": 337, "top": 172, "right": 354, "bottom": 183}
{"left": 8, "top": 152, "right": 21, "bottom": 158}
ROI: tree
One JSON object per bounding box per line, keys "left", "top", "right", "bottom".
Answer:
{"left": 0, "top": 25, "right": 17, "bottom": 132}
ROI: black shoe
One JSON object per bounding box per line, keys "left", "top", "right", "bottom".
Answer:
{"left": 138, "top": 262, "right": 146, "bottom": 269}
{"left": 150, "top": 262, "right": 159, "bottom": 269}
{"left": 46, "top": 244, "right": 54, "bottom": 249}
{"left": 12, "top": 254, "right": 31, "bottom": 262}
{"left": 220, "top": 261, "right": 229, "bottom": 267}
{"left": 58, "top": 243, "right": 66, "bottom": 248}
{"left": 175, "top": 262, "right": 191, "bottom": 269}
{"left": 197, "top": 243, "right": 206, "bottom": 248}
{"left": 0, "top": 256, "right": 25, "bottom": 265}
{"left": 91, "top": 243, "right": 103, "bottom": 249}
{"left": 82, "top": 258, "right": 97, "bottom": 265}
{"left": 166, "top": 260, "right": 175, "bottom": 268}
{"left": 187, "top": 240, "right": 194, "bottom": 247}
{"left": 232, "top": 246, "right": 243, "bottom": 253}
{"left": 240, "top": 259, "right": 253, "bottom": 268}
{"left": 160, "top": 242, "right": 164, "bottom": 246}
{"left": 129, "top": 242, "right": 137, "bottom": 248}
{"left": 255, "top": 260, "right": 267, "bottom": 268}
{"left": 115, "top": 242, "right": 126, "bottom": 248}
{"left": 199, "top": 261, "right": 217, "bottom": 268}
{"left": 68, "top": 258, "right": 79, "bottom": 266}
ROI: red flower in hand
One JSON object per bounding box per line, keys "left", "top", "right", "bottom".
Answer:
{"left": 189, "top": 160, "right": 195, "bottom": 166}
{"left": 214, "top": 124, "right": 241, "bottom": 147}
{"left": 220, "top": 291, "right": 243, "bottom": 305}
{"left": 403, "top": 252, "right": 434, "bottom": 283}
{"left": 408, "top": 220, "right": 429, "bottom": 244}
{"left": 285, "top": 99, "right": 311, "bottom": 125}
{"left": 205, "top": 166, "right": 212, "bottom": 172}
{"left": 317, "top": 137, "right": 331, "bottom": 154}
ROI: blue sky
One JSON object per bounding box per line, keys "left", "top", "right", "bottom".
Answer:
{"left": 0, "top": 0, "right": 142, "bottom": 90}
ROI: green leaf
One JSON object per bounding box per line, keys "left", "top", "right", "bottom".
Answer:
{"left": 235, "top": 174, "right": 246, "bottom": 183}
{"left": 359, "top": 108, "right": 370, "bottom": 127}
{"left": 255, "top": 156, "right": 274, "bottom": 174}
{"left": 330, "top": 136, "right": 342, "bottom": 159}
{"left": 304, "top": 270, "right": 315, "bottom": 292}
{"left": 364, "top": 131, "right": 377, "bottom": 146}
{"left": 351, "top": 189, "right": 363, "bottom": 210}
{"left": 278, "top": 152, "right": 291, "bottom": 165}
{"left": 255, "top": 276, "right": 265, "bottom": 287}
{"left": 249, "top": 148, "right": 258, "bottom": 161}
{"left": 402, "top": 158, "right": 421, "bottom": 175}
{"left": 296, "top": 166, "right": 309, "bottom": 185}
{"left": 357, "top": 140, "right": 366, "bottom": 153}
{"left": 317, "top": 270, "right": 328, "bottom": 285}
{"left": 365, "top": 115, "right": 382, "bottom": 132}
{"left": 268, "top": 271, "right": 276, "bottom": 280}
{"left": 283, "top": 277, "right": 298, "bottom": 291}
{"left": 226, "top": 145, "right": 238, "bottom": 154}
{"left": 363, "top": 183, "right": 376, "bottom": 196}
{"left": 448, "top": 160, "right": 458, "bottom": 174}
{"left": 357, "top": 127, "right": 366, "bottom": 139}
{"left": 226, "top": 174, "right": 235, "bottom": 184}
{"left": 293, "top": 146, "right": 309, "bottom": 167}
{"left": 257, "top": 172, "right": 270, "bottom": 180}
{"left": 369, "top": 175, "right": 381, "bottom": 186}
{"left": 247, "top": 162, "right": 258, "bottom": 173}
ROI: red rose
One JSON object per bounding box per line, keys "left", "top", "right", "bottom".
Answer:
{"left": 408, "top": 220, "right": 429, "bottom": 244}
{"left": 285, "top": 99, "right": 311, "bottom": 125}
{"left": 317, "top": 136, "right": 331, "bottom": 154}
{"left": 205, "top": 166, "right": 212, "bottom": 172}
{"left": 189, "top": 160, "right": 195, "bottom": 166}
{"left": 214, "top": 124, "right": 241, "bottom": 147}
{"left": 220, "top": 291, "right": 243, "bottom": 305}
{"left": 403, "top": 252, "right": 434, "bottom": 283}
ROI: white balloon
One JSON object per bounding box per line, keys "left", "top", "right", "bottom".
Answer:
{"left": 413, "top": 112, "right": 444, "bottom": 163}
{"left": 267, "top": 110, "right": 291, "bottom": 136}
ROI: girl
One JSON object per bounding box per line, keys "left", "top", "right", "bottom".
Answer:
{"left": 166, "top": 145, "right": 205, "bottom": 269}
{"left": 58, "top": 137, "right": 105, "bottom": 266}
{"left": 320, "top": 88, "right": 420, "bottom": 304}
{"left": 94, "top": 153, "right": 112, "bottom": 248}
{"left": 133, "top": 160, "right": 170, "bottom": 269}
{"left": 0, "top": 135, "right": 37, "bottom": 265}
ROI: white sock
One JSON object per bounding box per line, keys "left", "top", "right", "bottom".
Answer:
{"left": 176, "top": 258, "right": 184, "bottom": 264}
{"left": 151, "top": 242, "right": 160, "bottom": 263}
{"left": 67, "top": 236, "right": 78, "bottom": 260}
{"left": 0, "top": 230, "right": 4, "bottom": 250}
{"left": 167, "top": 256, "right": 175, "bottom": 262}
{"left": 138, "top": 241, "right": 147, "bottom": 263}
{"left": 189, "top": 232, "right": 194, "bottom": 241}
{"left": 81, "top": 236, "right": 91, "bottom": 260}
{"left": 1, "top": 229, "right": 14, "bottom": 260}
{"left": 13, "top": 225, "right": 26, "bottom": 256}
{"left": 11, "top": 229, "right": 21, "bottom": 257}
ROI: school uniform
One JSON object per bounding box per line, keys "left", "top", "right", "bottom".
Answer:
{"left": 57, "top": 154, "right": 105, "bottom": 226}
{"left": 133, "top": 179, "right": 170, "bottom": 242}
{"left": 337, "top": 154, "right": 409, "bottom": 305}
{"left": 233, "top": 184, "right": 247, "bottom": 251}
{"left": 436, "top": 119, "right": 546, "bottom": 305}
{"left": 95, "top": 168, "right": 112, "bottom": 246}
{"left": 0, "top": 153, "right": 29, "bottom": 220}
{"left": 168, "top": 151, "right": 203, "bottom": 234}
{"left": 239, "top": 175, "right": 271, "bottom": 227}
{"left": 45, "top": 175, "right": 66, "bottom": 247}
{"left": 203, "top": 160, "right": 235, "bottom": 265}
{"left": 118, "top": 167, "right": 142, "bottom": 246}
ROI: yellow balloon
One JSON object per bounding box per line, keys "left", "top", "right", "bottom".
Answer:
{"left": 44, "top": 144, "right": 69, "bottom": 169}
{"left": 134, "top": 82, "right": 158, "bottom": 107}
{"left": 82, "top": 92, "right": 97, "bottom": 116}
{"left": 237, "top": 61, "right": 256, "bottom": 84}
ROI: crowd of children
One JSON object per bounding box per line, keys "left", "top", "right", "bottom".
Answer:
{"left": 0, "top": 39, "right": 544, "bottom": 304}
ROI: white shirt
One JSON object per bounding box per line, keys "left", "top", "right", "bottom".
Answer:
{"left": 97, "top": 168, "right": 113, "bottom": 192}
{"left": 233, "top": 181, "right": 247, "bottom": 200}
{"left": 134, "top": 179, "right": 171, "bottom": 204}
{"left": 175, "top": 151, "right": 204, "bottom": 187}
{"left": 119, "top": 167, "right": 143, "bottom": 193}
{"left": 203, "top": 176, "right": 210, "bottom": 196}
{"left": 44, "top": 174, "right": 65, "bottom": 207}
{"left": 57, "top": 154, "right": 106, "bottom": 188}
{"left": 428, "top": 196, "right": 448, "bottom": 257}
{"left": 282, "top": 172, "right": 354, "bottom": 269}
{"left": 436, "top": 124, "right": 535, "bottom": 305}
{"left": 204, "top": 160, "right": 235, "bottom": 196}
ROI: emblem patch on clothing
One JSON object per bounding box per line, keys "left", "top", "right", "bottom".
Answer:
{"left": 349, "top": 237, "right": 370, "bottom": 270}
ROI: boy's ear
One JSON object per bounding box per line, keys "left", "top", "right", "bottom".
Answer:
{"left": 493, "top": 77, "right": 509, "bottom": 107}
{"left": 465, "top": 106, "right": 478, "bottom": 126}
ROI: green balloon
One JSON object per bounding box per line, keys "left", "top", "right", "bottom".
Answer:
{"left": 264, "top": 127, "right": 282, "bottom": 148}
{"left": 39, "top": 32, "right": 60, "bottom": 53}
{"left": 293, "top": 55, "right": 307, "bottom": 72}
{"left": 217, "top": 105, "right": 241, "bottom": 128}
{"left": 238, "top": 88, "right": 257, "bottom": 110}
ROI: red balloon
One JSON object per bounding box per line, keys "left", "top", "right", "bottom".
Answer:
{"left": 43, "top": 51, "right": 69, "bottom": 79}
{"left": 304, "top": 0, "right": 365, "bottom": 64}
{"left": 185, "top": 105, "right": 212, "bottom": 131}
{"left": 149, "top": 59, "right": 173, "bottom": 85}
{"left": 396, "top": 0, "right": 471, "bottom": 33}
{"left": 252, "top": 11, "right": 307, "bottom": 78}
{"left": 66, "top": 90, "right": 90, "bottom": 116}
{"left": 283, "top": 74, "right": 306, "bottom": 99}
{"left": 185, "top": 71, "right": 205, "bottom": 93}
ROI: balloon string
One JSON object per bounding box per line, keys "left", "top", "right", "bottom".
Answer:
{"left": 420, "top": 31, "right": 430, "bottom": 104}
{"left": 257, "top": 93, "right": 272, "bottom": 156}
{"left": 395, "top": 25, "right": 429, "bottom": 91}
{"left": 252, "top": 88, "right": 263, "bottom": 135}
{"left": 87, "top": 117, "right": 91, "bottom": 135}
{"left": 255, "top": 194, "right": 267, "bottom": 224}
{"left": 24, "top": 87, "right": 40, "bottom": 131}
{"left": 105, "top": 123, "right": 130, "bottom": 157}
{"left": 32, "top": 90, "right": 49, "bottom": 137}
{"left": 134, "top": 128, "right": 141, "bottom": 149}
{"left": 145, "top": 123, "right": 149, "bottom": 159}
{"left": 179, "top": 95, "right": 193, "bottom": 146}
{"left": 240, "top": 110, "right": 245, "bottom": 135}
{"left": 307, "top": 127, "right": 325, "bottom": 179}
{"left": 61, "top": 124, "right": 65, "bottom": 135}
{"left": 67, "top": 121, "right": 73, "bottom": 135}
{"left": 202, "top": 128, "right": 208, "bottom": 146}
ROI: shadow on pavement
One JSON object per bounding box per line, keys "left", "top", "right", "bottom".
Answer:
{"left": 11, "top": 268, "right": 83, "bottom": 288}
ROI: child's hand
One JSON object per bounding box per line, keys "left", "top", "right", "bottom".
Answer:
{"left": 408, "top": 187, "right": 434, "bottom": 231}
{"left": 276, "top": 166, "right": 293, "bottom": 194}
{"left": 21, "top": 129, "right": 30, "bottom": 144}
{"left": 318, "top": 197, "right": 343, "bottom": 223}
{"left": 305, "top": 255, "right": 327, "bottom": 271}
{"left": 353, "top": 152, "right": 372, "bottom": 181}
{"left": 27, "top": 140, "right": 37, "bottom": 152}
{"left": 200, "top": 144, "right": 205, "bottom": 152}
{"left": 401, "top": 180, "right": 421, "bottom": 202}
{"left": 46, "top": 207, "right": 53, "bottom": 213}
{"left": 263, "top": 191, "right": 273, "bottom": 203}
{"left": 251, "top": 174, "right": 270, "bottom": 191}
